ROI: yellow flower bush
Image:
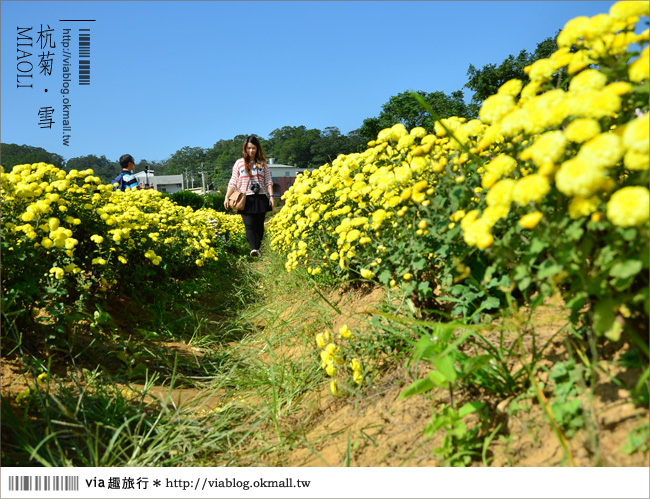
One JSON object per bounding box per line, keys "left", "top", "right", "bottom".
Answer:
{"left": 270, "top": 0, "right": 648, "bottom": 341}
{"left": 1, "top": 162, "right": 246, "bottom": 338}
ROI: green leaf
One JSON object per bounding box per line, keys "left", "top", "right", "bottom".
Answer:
{"left": 413, "top": 335, "right": 442, "bottom": 362}
{"left": 537, "top": 261, "right": 563, "bottom": 280}
{"left": 479, "top": 296, "right": 500, "bottom": 311}
{"left": 640, "top": 244, "right": 649, "bottom": 269}
{"left": 412, "top": 258, "right": 427, "bottom": 271}
{"left": 377, "top": 269, "right": 392, "bottom": 284}
{"left": 611, "top": 275, "right": 636, "bottom": 292}
{"left": 517, "top": 276, "right": 531, "bottom": 291}
{"left": 485, "top": 278, "right": 499, "bottom": 289}
{"left": 448, "top": 419, "right": 468, "bottom": 438}
{"left": 429, "top": 369, "right": 449, "bottom": 388}
{"left": 399, "top": 377, "right": 435, "bottom": 399}
{"left": 565, "top": 222, "right": 584, "bottom": 241}
{"left": 566, "top": 291, "right": 588, "bottom": 312}
{"left": 423, "top": 421, "right": 436, "bottom": 438}
{"left": 609, "top": 259, "right": 642, "bottom": 280}
{"left": 593, "top": 299, "right": 616, "bottom": 338}
{"left": 458, "top": 401, "right": 485, "bottom": 418}
{"left": 605, "top": 321, "right": 624, "bottom": 342}
{"left": 459, "top": 354, "right": 492, "bottom": 378}
{"left": 116, "top": 352, "right": 129, "bottom": 365}
{"left": 434, "top": 354, "right": 458, "bottom": 384}
{"left": 529, "top": 238, "right": 547, "bottom": 255}
{"left": 620, "top": 227, "right": 637, "bottom": 241}
{"left": 595, "top": 245, "right": 618, "bottom": 267}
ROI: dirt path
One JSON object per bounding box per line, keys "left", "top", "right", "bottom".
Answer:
{"left": 2, "top": 254, "right": 648, "bottom": 467}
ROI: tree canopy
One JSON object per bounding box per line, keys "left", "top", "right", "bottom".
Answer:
{"left": 65, "top": 154, "right": 119, "bottom": 183}
{"left": 1, "top": 144, "right": 65, "bottom": 170}
{"left": 464, "top": 34, "right": 559, "bottom": 115}
{"left": 359, "top": 90, "right": 475, "bottom": 141}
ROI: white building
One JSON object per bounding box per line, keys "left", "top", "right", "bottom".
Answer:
{"left": 133, "top": 172, "right": 184, "bottom": 193}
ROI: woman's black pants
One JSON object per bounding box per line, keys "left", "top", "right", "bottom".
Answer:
{"left": 241, "top": 213, "right": 266, "bottom": 251}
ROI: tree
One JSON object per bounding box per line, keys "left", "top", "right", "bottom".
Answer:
{"left": 204, "top": 134, "right": 249, "bottom": 191}
{"left": 163, "top": 145, "right": 208, "bottom": 189}
{"left": 464, "top": 34, "right": 560, "bottom": 115}
{"left": 1, "top": 143, "right": 65, "bottom": 170}
{"left": 310, "top": 127, "right": 344, "bottom": 166}
{"left": 344, "top": 129, "right": 368, "bottom": 155}
{"left": 359, "top": 90, "right": 474, "bottom": 141}
{"left": 66, "top": 154, "right": 118, "bottom": 183}
{"left": 308, "top": 127, "right": 368, "bottom": 166}
{"left": 265, "top": 126, "right": 321, "bottom": 167}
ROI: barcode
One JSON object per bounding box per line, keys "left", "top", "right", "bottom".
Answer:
{"left": 8, "top": 476, "right": 79, "bottom": 491}
{"left": 79, "top": 28, "right": 90, "bottom": 85}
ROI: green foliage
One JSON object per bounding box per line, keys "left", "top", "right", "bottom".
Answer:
{"left": 202, "top": 193, "right": 227, "bottom": 212}
{"left": 398, "top": 322, "right": 497, "bottom": 466}
{"left": 310, "top": 127, "right": 366, "bottom": 166}
{"left": 164, "top": 146, "right": 207, "bottom": 175}
{"left": 65, "top": 154, "right": 119, "bottom": 183}
{"left": 547, "top": 360, "right": 587, "bottom": 438}
{"left": 0, "top": 143, "right": 65, "bottom": 169}
{"left": 359, "top": 90, "right": 474, "bottom": 141}
{"left": 265, "top": 126, "right": 321, "bottom": 168}
{"left": 621, "top": 421, "right": 649, "bottom": 455}
{"left": 170, "top": 190, "right": 204, "bottom": 210}
{"left": 426, "top": 402, "right": 488, "bottom": 466}
{"left": 464, "top": 34, "right": 559, "bottom": 115}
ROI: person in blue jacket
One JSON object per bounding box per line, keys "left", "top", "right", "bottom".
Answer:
{"left": 112, "top": 154, "right": 141, "bottom": 191}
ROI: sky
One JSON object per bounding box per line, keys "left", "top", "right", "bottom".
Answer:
{"left": 1, "top": 0, "right": 618, "bottom": 165}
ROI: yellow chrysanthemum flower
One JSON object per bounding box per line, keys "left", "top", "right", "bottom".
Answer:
{"left": 569, "top": 69, "right": 608, "bottom": 93}
{"left": 577, "top": 133, "right": 624, "bottom": 170}
{"left": 629, "top": 50, "right": 649, "bottom": 82}
{"left": 609, "top": 0, "right": 650, "bottom": 21}
{"left": 482, "top": 205, "right": 510, "bottom": 225}
{"left": 607, "top": 187, "right": 650, "bottom": 227}
{"left": 479, "top": 94, "right": 516, "bottom": 124}
{"left": 558, "top": 16, "right": 590, "bottom": 47}
{"left": 497, "top": 79, "right": 523, "bottom": 97}
{"left": 463, "top": 218, "right": 492, "bottom": 247}
{"left": 571, "top": 89, "right": 621, "bottom": 119}
{"left": 564, "top": 118, "right": 601, "bottom": 143}
{"left": 486, "top": 179, "right": 516, "bottom": 208}
{"left": 528, "top": 130, "right": 568, "bottom": 167}
{"left": 556, "top": 157, "right": 608, "bottom": 197}
{"left": 527, "top": 58, "right": 558, "bottom": 81}
{"left": 482, "top": 154, "right": 518, "bottom": 188}
{"left": 623, "top": 113, "right": 649, "bottom": 155}
{"left": 624, "top": 150, "right": 650, "bottom": 171}
{"left": 569, "top": 196, "right": 601, "bottom": 219}
{"left": 512, "top": 175, "right": 551, "bottom": 206}
{"left": 461, "top": 210, "right": 480, "bottom": 230}
{"left": 519, "top": 211, "right": 543, "bottom": 229}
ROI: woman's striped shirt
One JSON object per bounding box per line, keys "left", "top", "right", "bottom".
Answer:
{"left": 228, "top": 158, "right": 272, "bottom": 195}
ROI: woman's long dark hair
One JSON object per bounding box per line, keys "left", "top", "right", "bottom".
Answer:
{"left": 242, "top": 135, "right": 266, "bottom": 175}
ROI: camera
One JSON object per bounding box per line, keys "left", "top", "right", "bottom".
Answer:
{"left": 250, "top": 182, "right": 260, "bottom": 194}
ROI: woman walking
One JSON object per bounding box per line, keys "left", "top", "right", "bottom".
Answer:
{"left": 224, "top": 135, "right": 275, "bottom": 257}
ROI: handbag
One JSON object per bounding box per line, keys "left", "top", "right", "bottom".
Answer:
{"left": 228, "top": 189, "right": 246, "bottom": 211}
